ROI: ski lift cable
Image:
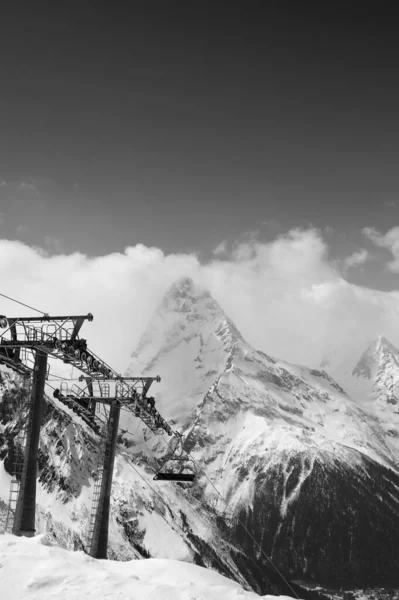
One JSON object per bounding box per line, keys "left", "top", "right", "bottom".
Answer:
{"left": 45, "top": 381, "right": 58, "bottom": 393}
{"left": 0, "top": 298, "right": 296, "bottom": 596}
{"left": 10, "top": 359, "right": 270, "bottom": 582}
{"left": 157, "top": 436, "right": 299, "bottom": 599}
{"left": 119, "top": 433, "right": 270, "bottom": 593}
{"left": 22, "top": 373, "right": 295, "bottom": 598}
{"left": 0, "top": 295, "right": 102, "bottom": 372}
{"left": 47, "top": 374, "right": 79, "bottom": 382}
{"left": 159, "top": 433, "right": 300, "bottom": 600}
{"left": 189, "top": 459, "right": 300, "bottom": 599}
{"left": 44, "top": 379, "right": 108, "bottom": 428}
{"left": 1, "top": 293, "right": 128, "bottom": 383}
{"left": 120, "top": 450, "right": 232, "bottom": 579}
{"left": 0, "top": 292, "right": 48, "bottom": 315}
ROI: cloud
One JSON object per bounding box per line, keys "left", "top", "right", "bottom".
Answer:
{"left": 17, "top": 181, "right": 40, "bottom": 195}
{"left": 342, "top": 248, "right": 369, "bottom": 272}
{"left": 262, "top": 219, "right": 281, "bottom": 229}
{"left": 212, "top": 240, "right": 228, "bottom": 256}
{"left": 362, "top": 226, "right": 399, "bottom": 272}
{"left": 44, "top": 236, "right": 63, "bottom": 253}
{"left": 0, "top": 229, "right": 399, "bottom": 376}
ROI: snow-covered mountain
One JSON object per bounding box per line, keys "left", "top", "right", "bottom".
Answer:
{"left": 322, "top": 335, "right": 399, "bottom": 458}
{"left": 126, "top": 277, "right": 244, "bottom": 426}
{"left": 126, "top": 279, "right": 389, "bottom": 461}
{"left": 1, "top": 277, "right": 399, "bottom": 597}
{"left": 126, "top": 277, "right": 399, "bottom": 588}
{"left": 0, "top": 363, "right": 302, "bottom": 599}
{"left": 322, "top": 335, "right": 399, "bottom": 399}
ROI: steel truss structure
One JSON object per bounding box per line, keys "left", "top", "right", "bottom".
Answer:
{"left": 0, "top": 311, "right": 173, "bottom": 558}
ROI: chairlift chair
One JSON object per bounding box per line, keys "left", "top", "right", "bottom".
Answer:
{"left": 154, "top": 470, "right": 196, "bottom": 483}
{"left": 153, "top": 432, "right": 196, "bottom": 484}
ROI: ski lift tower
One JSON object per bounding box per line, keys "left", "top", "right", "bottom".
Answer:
{"left": 0, "top": 313, "right": 94, "bottom": 537}
{"left": 55, "top": 375, "right": 173, "bottom": 559}
{"left": 0, "top": 310, "right": 179, "bottom": 560}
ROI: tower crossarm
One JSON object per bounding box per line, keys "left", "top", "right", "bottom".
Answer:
{"left": 73, "top": 375, "right": 173, "bottom": 436}
{"left": 0, "top": 313, "right": 114, "bottom": 380}
{"left": 0, "top": 312, "right": 173, "bottom": 436}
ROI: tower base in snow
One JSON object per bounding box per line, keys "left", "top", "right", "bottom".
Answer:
{"left": 89, "top": 401, "right": 121, "bottom": 559}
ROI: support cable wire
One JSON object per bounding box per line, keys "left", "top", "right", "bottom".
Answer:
{"left": 120, "top": 427, "right": 298, "bottom": 598}
{"left": 119, "top": 450, "right": 232, "bottom": 580}
{"left": 47, "top": 374, "right": 79, "bottom": 382}
{"left": 0, "top": 292, "right": 48, "bottom": 315}
{"left": 0, "top": 295, "right": 297, "bottom": 596}
{"left": 36, "top": 369, "right": 299, "bottom": 599}
{"left": 16, "top": 353, "right": 293, "bottom": 595}
{"left": 158, "top": 433, "right": 300, "bottom": 600}
{"left": 0, "top": 292, "right": 109, "bottom": 377}
{"left": 44, "top": 380, "right": 108, "bottom": 429}
{"left": 0, "top": 292, "right": 131, "bottom": 383}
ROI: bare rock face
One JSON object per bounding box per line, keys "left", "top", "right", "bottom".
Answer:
{"left": 235, "top": 449, "right": 399, "bottom": 587}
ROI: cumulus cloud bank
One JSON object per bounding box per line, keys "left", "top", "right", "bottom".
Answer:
{"left": 363, "top": 226, "right": 399, "bottom": 273}
{"left": 0, "top": 228, "right": 398, "bottom": 373}
{"left": 342, "top": 248, "right": 369, "bottom": 272}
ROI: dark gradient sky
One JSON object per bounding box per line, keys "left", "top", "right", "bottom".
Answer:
{"left": 0, "top": 4, "right": 398, "bottom": 289}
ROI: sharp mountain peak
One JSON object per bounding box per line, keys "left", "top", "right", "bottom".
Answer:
{"left": 160, "top": 277, "right": 213, "bottom": 310}
{"left": 127, "top": 277, "right": 245, "bottom": 374}
{"left": 352, "top": 334, "right": 399, "bottom": 379}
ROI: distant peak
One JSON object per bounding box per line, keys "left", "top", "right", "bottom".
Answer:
{"left": 371, "top": 335, "right": 397, "bottom": 353}
{"left": 352, "top": 335, "right": 399, "bottom": 379}
{"left": 167, "top": 276, "right": 196, "bottom": 296}
{"left": 127, "top": 276, "right": 245, "bottom": 373}
{"left": 161, "top": 277, "right": 212, "bottom": 308}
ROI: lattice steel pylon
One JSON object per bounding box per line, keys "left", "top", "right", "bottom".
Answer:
{"left": 68, "top": 376, "right": 174, "bottom": 559}
{"left": 3, "top": 374, "right": 32, "bottom": 534}
{"left": 0, "top": 310, "right": 174, "bottom": 558}
{"left": 0, "top": 313, "right": 94, "bottom": 537}
{"left": 88, "top": 402, "right": 121, "bottom": 558}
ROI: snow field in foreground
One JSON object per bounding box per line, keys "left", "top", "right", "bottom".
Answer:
{"left": 0, "top": 533, "right": 297, "bottom": 600}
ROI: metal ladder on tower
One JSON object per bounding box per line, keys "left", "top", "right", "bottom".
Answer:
{"left": 87, "top": 405, "right": 112, "bottom": 551}
{"left": 3, "top": 376, "right": 32, "bottom": 534}
{"left": 87, "top": 473, "right": 104, "bottom": 544}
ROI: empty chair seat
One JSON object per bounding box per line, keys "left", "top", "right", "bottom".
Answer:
{"left": 154, "top": 472, "right": 196, "bottom": 482}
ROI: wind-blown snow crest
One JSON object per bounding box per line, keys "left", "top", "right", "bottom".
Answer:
{"left": 0, "top": 534, "right": 297, "bottom": 600}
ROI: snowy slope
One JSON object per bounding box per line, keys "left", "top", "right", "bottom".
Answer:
{"left": 323, "top": 336, "right": 399, "bottom": 458}
{"left": 2, "top": 277, "right": 399, "bottom": 594}
{"left": 323, "top": 336, "right": 399, "bottom": 402}
{"left": 126, "top": 278, "right": 397, "bottom": 470}
{"left": 0, "top": 534, "right": 296, "bottom": 600}
{"left": 126, "top": 277, "right": 242, "bottom": 426}
{"left": 1, "top": 372, "right": 288, "bottom": 597}
{"left": 125, "top": 277, "right": 399, "bottom": 588}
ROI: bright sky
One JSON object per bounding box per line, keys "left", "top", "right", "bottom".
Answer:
{"left": 0, "top": 5, "right": 399, "bottom": 370}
